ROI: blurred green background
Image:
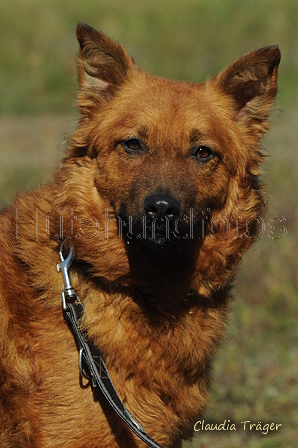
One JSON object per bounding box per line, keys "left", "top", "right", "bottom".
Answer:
{"left": 0, "top": 0, "right": 297, "bottom": 447}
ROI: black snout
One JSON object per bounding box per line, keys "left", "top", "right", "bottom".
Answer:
{"left": 144, "top": 194, "right": 180, "bottom": 222}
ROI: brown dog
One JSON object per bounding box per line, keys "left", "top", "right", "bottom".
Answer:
{"left": 0, "top": 23, "right": 280, "bottom": 448}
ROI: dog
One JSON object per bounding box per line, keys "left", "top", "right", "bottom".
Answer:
{"left": 0, "top": 23, "right": 280, "bottom": 448}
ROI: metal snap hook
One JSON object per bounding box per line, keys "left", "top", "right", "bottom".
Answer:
{"left": 56, "top": 240, "right": 76, "bottom": 309}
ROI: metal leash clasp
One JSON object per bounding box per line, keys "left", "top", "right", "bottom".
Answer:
{"left": 56, "top": 240, "right": 75, "bottom": 310}
{"left": 56, "top": 241, "right": 89, "bottom": 381}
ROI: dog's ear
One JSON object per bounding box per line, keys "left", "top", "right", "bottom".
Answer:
{"left": 76, "top": 23, "right": 136, "bottom": 113}
{"left": 214, "top": 46, "right": 281, "bottom": 138}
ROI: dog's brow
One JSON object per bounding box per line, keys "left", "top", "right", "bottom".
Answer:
{"left": 189, "top": 129, "right": 206, "bottom": 144}
{"left": 138, "top": 125, "right": 148, "bottom": 140}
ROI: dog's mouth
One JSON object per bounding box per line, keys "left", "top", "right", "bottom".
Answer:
{"left": 124, "top": 220, "right": 185, "bottom": 265}
{"left": 119, "top": 213, "right": 199, "bottom": 261}
{"left": 136, "top": 219, "right": 182, "bottom": 249}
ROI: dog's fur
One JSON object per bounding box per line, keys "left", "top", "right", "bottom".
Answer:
{"left": 0, "top": 23, "right": 280, "bottom": 448}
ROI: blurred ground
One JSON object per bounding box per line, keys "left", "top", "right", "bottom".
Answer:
{"left": 0, "top": 115, "right": 74, "bottom": 208}
{"left": 0, "top": 0, "right": 298, "bottom": 447}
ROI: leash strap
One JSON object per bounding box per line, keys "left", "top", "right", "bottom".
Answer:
{"left": 57, "top": 243, "right": 163, "bottom": 448}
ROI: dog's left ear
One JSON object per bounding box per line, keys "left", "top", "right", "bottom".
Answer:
{"left": 214, "top": 46, "right": 281, "bottom": 137}
{"left": 76, "top": 23, "right": 136, "bottom": 113}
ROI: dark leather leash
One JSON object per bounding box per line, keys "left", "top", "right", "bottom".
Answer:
{"left": 56, "top": 241, "right": 163, "bottom": 448}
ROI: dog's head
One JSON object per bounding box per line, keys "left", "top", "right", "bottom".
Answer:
{"left": 63, "top": 23, "right": 280, "bottom": 294}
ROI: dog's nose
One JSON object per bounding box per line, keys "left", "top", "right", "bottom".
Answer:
{"left": 144, "top": 194, "right": 180, "bottom": 222}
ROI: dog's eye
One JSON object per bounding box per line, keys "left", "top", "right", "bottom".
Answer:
{"left": 191, "top": 145, "right": 214, "bottom": 162}
{"left": 121, "top": 138, "right": 145, "bottom": 154}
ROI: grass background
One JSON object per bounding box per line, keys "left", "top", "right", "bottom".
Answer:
{"left": 0, "top": 1, "right": 297, "bottom": 446}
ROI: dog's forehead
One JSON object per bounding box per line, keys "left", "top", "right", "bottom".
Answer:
{"left": 125, "top": 75, "right": 209, "bottom": 113}
{"left": 111, "top": 75, "right": 230, "bottom": 143}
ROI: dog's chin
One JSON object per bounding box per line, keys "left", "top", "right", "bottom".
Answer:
{"left": 133, "top": 236, "right": 182, "bottom": 264}
{"left": 125, "top": 224, "right": 190, "bottom": 264}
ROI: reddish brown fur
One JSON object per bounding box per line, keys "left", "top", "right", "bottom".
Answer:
{"left": 0, "top": 23, "right": 280, "bottom": 447}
